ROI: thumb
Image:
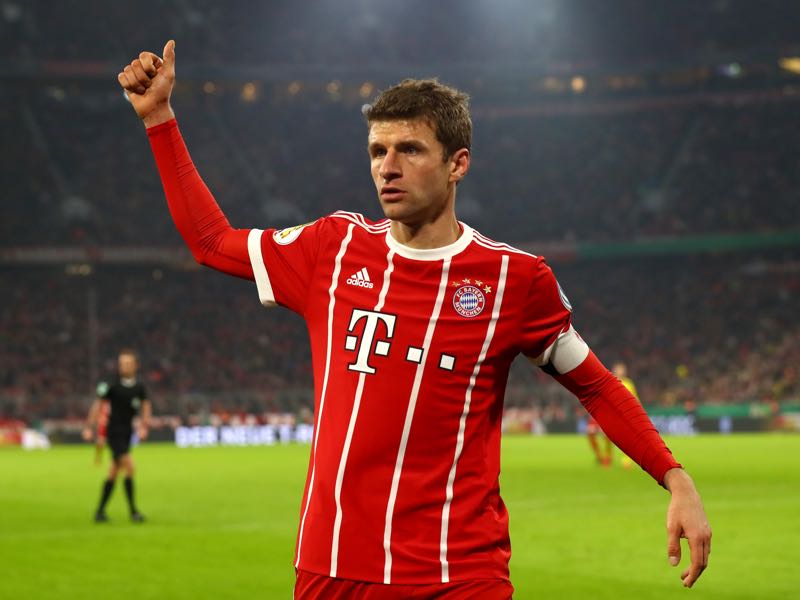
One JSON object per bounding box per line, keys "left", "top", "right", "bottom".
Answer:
{"left": 162, "top": 39, "right": 176, "bottom": 66}
{"left": 667, "top": 529, "right": 682, "bottom": 566}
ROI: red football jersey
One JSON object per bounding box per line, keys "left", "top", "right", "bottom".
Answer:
{"left": 248, "top": 211, "right": 580, "bottom": 584}
{"left": 147, "top": 119, "right": 681, "bottom": 589}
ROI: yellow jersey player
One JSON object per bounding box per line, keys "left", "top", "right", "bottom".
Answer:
{"left": 613, "top": 362, "right": 639, "bottom": 469}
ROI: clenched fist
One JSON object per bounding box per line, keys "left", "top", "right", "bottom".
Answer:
{"left": 117, "top": 40, "right": 176, "bottom": 127}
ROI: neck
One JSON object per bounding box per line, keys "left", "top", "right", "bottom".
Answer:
{"left": 390, "top": 215, "right": 461, "bottom": 249}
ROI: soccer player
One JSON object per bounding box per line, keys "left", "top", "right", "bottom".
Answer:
{"left": 585, "top": 413, "right": 613, "bottom": 467}
{"left": 83, "top": 349, "right": 150, "bottom": 523}
{"left": 612, "top": 361, "right": 639, "bottom": 398}
{"left": 117, "top": 41, "right": 711, "bottom": 596}
{"left": 586, "top": 361, "right": 639, "bottom": 467}
{"left": 612, "top": 361, "right": 640, "bottom": 469}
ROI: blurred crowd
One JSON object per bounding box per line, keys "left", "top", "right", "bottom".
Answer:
{"left": 505, "top": 252, "right": 799, "bottom": 414}
{"left": 2, "top": 250, "right": 797, "bottom": 421}
{"left": 2, "top": 0, "right": 799, "bottom": 423}
{"left": 4, "top": 88, "right": 800, "bottom": 249}
{"left": 0, "top": 266, "right": 312, "bottom": 420}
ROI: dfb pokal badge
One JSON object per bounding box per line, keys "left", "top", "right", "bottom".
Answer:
{"left": 453, "top": 284, "right": 486, "bottom": 318}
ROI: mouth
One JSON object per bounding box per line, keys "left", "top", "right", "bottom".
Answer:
{"left": 380, "top": 186, "right": 406, "bottom": 201}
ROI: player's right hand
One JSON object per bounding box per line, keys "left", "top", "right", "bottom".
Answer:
{"left": 81, "top": 427, "right": 93, "bottom": 442}
{"left": 117, "top": 40, "right": 176, "bottom": 126}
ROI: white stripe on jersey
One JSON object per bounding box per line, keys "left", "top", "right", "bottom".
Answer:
{"left": 439, "top": 254, "right": 510, "bottom": 582}
{"left": 330, "top": 249, "right": 395, "bottom": 577}
{"left": 377, "top": 253, "right": 396, "bottom": 310}
{"left": 247, "top": 229, "right": 277, "bottom": 306}
{"left": 473, "top": 232, "right": 538, "bottom": 258}
{"left": 383, "top": 258, "right": 452, "bottom": 584}
{"left": 330, "top": 372, "right": 367, "bottom": 577}
{"left": 331, "top": 211, "right": 391, "bottom": 232}
{"left": 295, "top": 223, "right": 355, "bottom": 569}
{"left": 530, "top": 325, "right": 589, "bottom": 374}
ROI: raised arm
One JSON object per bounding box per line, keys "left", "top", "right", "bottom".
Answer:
{"left": 117, "top": 40, "right": 253, "bottom": 279}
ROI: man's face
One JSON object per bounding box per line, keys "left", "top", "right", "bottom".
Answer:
{"left": 368, "top": 118, "right": 467, "bottom": 225}
{"left": 118, "top": 354, "right": 138, "bottom": 378}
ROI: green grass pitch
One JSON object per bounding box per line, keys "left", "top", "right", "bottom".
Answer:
{"left": 1, "top": 434, "right": 797, "bottom": 599}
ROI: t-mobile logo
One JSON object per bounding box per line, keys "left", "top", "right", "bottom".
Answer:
{"left": 344, "top": 309, "right": 396, "bottom": 374}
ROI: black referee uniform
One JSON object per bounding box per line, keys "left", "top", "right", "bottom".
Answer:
{"left": 93, "top": 376, "right": 148, "bottom": 522}
{"left": 97, "top": 377, "right": 148, "bottom": 460}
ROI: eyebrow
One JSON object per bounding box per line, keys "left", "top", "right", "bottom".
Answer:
{"left": 368, "top": 138, "right": 427, "bottom": 153}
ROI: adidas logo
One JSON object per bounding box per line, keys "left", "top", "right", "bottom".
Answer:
{"left": 347, "top": 267, "right": 374, "bottom": 289}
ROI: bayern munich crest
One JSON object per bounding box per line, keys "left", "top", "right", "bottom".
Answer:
{"left": 452, "top": 284, "right": 487, "bottom": 318}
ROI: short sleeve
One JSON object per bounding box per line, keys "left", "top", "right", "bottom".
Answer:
{"left": 518, "top": 259, "right": 575, "bottom": 361}
{"left": 247, "top": 218, "right": 326, "bottom": 314}
{"left": 96, "top": 381, "right": 110, "bottom": 399}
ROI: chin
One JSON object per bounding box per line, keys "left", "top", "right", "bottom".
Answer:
{"left": 379, "top": 201, "right": 407, "bottom": 221}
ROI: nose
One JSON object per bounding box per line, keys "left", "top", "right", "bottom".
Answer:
{"left": 379, "top": 149, "right": 401, "bottom": 182}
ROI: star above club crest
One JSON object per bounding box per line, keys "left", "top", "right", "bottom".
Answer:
{"left": 462, "top": 278, "right": 471, "bottom": 284}
{"left": 451, "top": 281, "right": 461, "bottom": 287}
{"left": 483, "top": 285, "right": 492, "bottom": 294}
{"left": 475, "top": 280, "right": 484, "bottom": 286}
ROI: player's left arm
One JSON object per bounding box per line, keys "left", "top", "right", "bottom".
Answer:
{"left": 138, "top": 399, "right": 152, "bottom": 441}
{"left": 551, "top": 350, "right": 711, "bottom": 587}
{"left": 663, "top": 467, "right": 711, "bottom": 588}
{"left": 551, "top": 349, "right": 681, "bottom": 485}
{"left": 522, "top": 259, "right": 710, "bottom": 587}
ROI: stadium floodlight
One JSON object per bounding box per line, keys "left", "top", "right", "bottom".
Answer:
{"left": 779, "top": 57, "right": 800, "bottom": 75}
{"left": 241, "top": 82, "right": 258, "bottom": 102}
{"left": 719, "top": 62, "right": 743, "bottom": 78}
{"left": 570, "top": 76, "right": 586, "bottom": 93}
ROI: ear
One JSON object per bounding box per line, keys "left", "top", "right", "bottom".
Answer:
{"left": 449, "top": 148, "right": 471, "bottom": 183}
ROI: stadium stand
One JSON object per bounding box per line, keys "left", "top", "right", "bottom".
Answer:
{"left": 1, "top": 0, "right": 798, "bottom": 426}
{"left": 2, "top": 250, "right": 797, "bottom": 421}
{"left": 4, "top": 90, "right": 800, "bottom": 246}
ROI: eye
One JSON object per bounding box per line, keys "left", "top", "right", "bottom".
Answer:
{"left": 398, "top": 142, "right": 421, "bottom": 155}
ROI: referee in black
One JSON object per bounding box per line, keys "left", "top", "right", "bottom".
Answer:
{"left": 83, "top": 348, "right": 151, "bottom": 522}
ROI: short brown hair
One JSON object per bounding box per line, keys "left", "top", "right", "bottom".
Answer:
{"left": 364, "top": 78, "right": 472, "bottom": 159}
{"left": 119, "top": 348, "right": 138, "bottom": 360}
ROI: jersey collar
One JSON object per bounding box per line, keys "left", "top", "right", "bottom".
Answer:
{"left": 385, "top": 223, "right": 473, "bottom": 261}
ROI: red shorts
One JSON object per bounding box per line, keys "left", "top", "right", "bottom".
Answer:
{"left": 295, "top": 570, "right": 514, "bottom": 600}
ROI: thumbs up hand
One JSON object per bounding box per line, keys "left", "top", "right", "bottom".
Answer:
{"left": 118, "top": 40, "right": 177, "bottom": 127}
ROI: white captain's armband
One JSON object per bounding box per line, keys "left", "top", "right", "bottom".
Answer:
{"left": 529, "top": 325, "right": 589, "bottom": 374}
